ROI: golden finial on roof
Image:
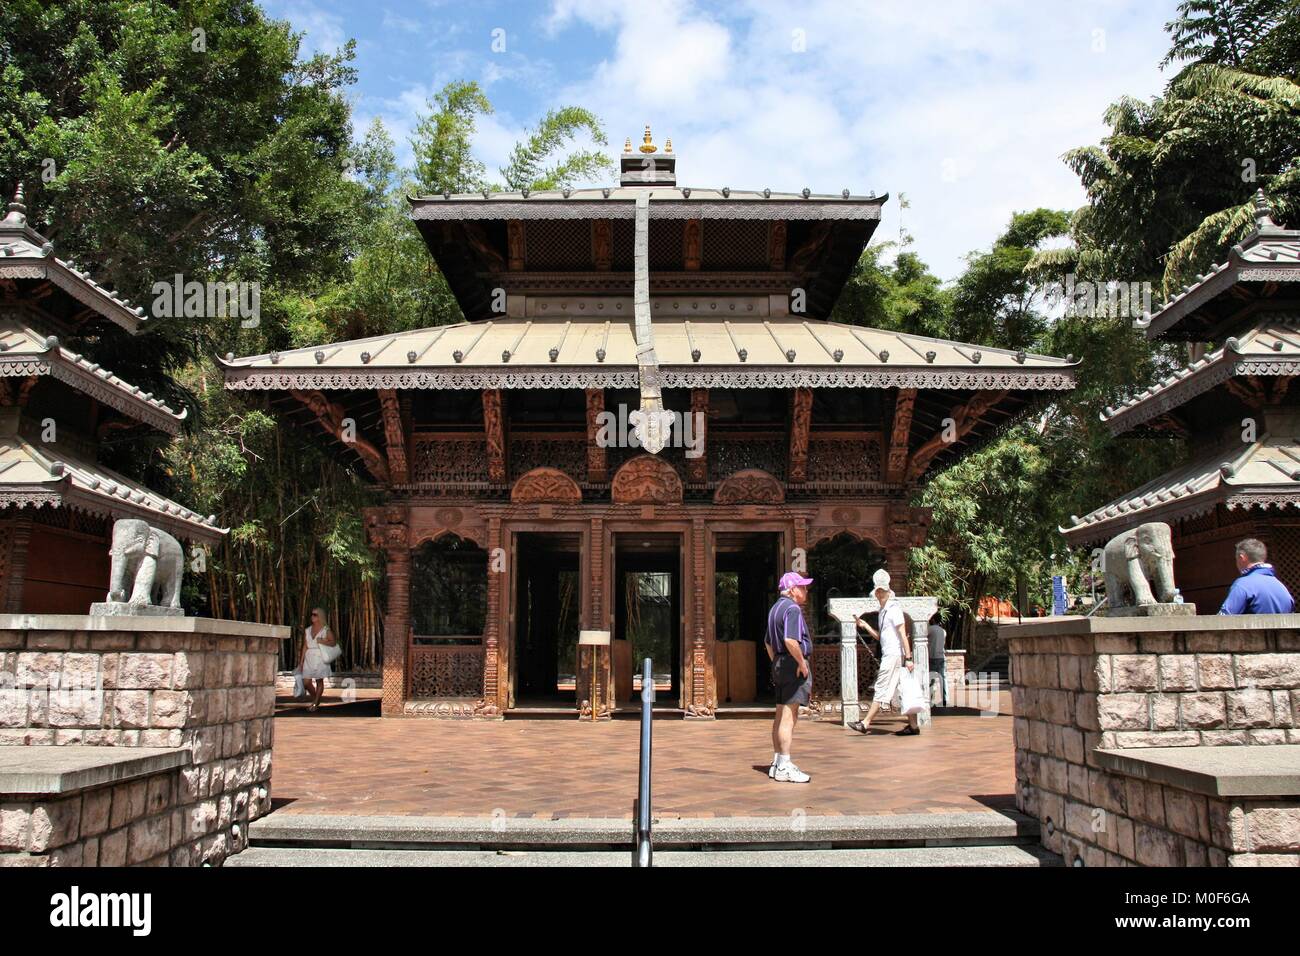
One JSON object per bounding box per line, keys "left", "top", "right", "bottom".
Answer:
{"left": 664, "top": 138, "right": 672, "bottom": 153}
{"left": 623, "top": 137, "right": 632, "bottom": 154}
{"left": 638, "top": 125, "right": 656, "bottom": 153}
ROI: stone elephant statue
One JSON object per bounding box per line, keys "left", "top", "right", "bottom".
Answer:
{"left": 1101, "top": 521, "right": 1177, "bottom": 609}
{"left": 106, "top": 518, "right": 184, "bottom": 610}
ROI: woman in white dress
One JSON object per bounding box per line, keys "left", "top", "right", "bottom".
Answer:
{"left": 297, "top": 607, "right": 337, "bottom": 712}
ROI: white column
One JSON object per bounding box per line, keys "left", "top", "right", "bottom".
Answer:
{"left": 840, "top": 620, "right": 859, "bottom": 725}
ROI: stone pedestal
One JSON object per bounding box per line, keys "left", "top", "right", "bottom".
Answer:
{"left": 1003, "top": 613, "right": 1300, "bottom": 866}
{"left": 0, "top": 614, "right": 290, "bottom": 867}
{"left": 90, "top": 602, "right": 184, "bottom": 618}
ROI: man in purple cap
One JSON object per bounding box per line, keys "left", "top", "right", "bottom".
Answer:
{"left": 765, "top": 570, "right": 814, "bottom": 783}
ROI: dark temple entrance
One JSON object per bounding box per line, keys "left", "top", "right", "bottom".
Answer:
{"left": 513, "top": 532, "right": 582, "bottom": 706}
{"left": 613, "top": 532, "right": 682, "bottom": 709}
{"left": 714, "top": 531, "right": 783, "bottom": 705}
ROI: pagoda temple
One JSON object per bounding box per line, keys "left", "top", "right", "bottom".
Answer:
{"left": 1063, "top": 191, "right": 1300, "bottom": 609}
{"left": 222, "top": 129, "right": 1078, "bottom": 719}
{"left": 0, "top": 185, "right": 223, "bottom": 613}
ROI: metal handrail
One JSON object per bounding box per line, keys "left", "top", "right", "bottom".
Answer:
{"left": 633, "top": 657, "right": 654, "bottom": 867}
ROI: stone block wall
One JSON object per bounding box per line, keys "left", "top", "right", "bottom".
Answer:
{"left": 1005, "top": 615, "right": 1300, "bottom": 866}
{"left": 0, "top": 615, "right": 287, "bottom": 866}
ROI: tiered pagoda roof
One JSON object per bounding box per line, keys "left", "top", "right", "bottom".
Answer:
{"left": 222, "top": 128, "right": 1078, "bottom": 485}
{"left": 0, "top": 428, "right": 222, "bottom": 542}
{"left": 1064, "top": 191, "right": 1300, "bottom": 545}
{"left": 0, "top": 184, "right": 220, "bottom": 541}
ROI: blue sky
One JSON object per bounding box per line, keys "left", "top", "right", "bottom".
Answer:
{"left": 262, "top": 0, "right": 1179, "bottom": 280}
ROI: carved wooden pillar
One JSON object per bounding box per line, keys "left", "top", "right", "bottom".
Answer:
{"left": 586, "top": 388, "right": 607, "bottom": 483}
{"left": 482, "top": 388, "right": 506, "bottom": 483}
{"left": 788, "top": 387, "right": 812, "bottom": 483}
{"left": 578, "top": 517, "right": 612, "bottom": 719}
{"left": 886, "top": 504, "right": 911, "bottom": 595}
{"left": 482, "top": 516, "right": 505, "bottom": 715}
{"left": 686, "top": 388, "right": 708, "bottom": 484}
{"left": 686, "top": 517, "right": 713, "bottom": 718}
{"left": 590, "top": 517, "right": 605, "bottom": 628}
{"left": 2, "top": 515, "right": 32, "bottom": 613}
{"left": 375, "top": 513, "right": 410, "bottom": 717}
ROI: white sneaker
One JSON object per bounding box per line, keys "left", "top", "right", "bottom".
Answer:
{"left": 768, "top": 760, "right": 777, "bottom": 778}
{"left": 773, "top": 762, "right": 811, "bottom": 783}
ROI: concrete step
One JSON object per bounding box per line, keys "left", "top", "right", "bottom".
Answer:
{"left": 227, "top": 844, "right": 1061, "bottom": 867}
{"left": 248, "top": 809, "right": 1040, "bottom": 851}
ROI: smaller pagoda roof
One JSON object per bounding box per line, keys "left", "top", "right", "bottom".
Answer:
{"left": 1138, "top": 191, "right": 1300, "bottom": 342}
{"left": 219, "top": 314, "right": 1078, "bottom": 392}
{"left": 1061, "top": 434, "right": 1300, "bottom": 545}
{"left": 0, "top": 433, "right": 224, "bottom": 543}
{"left": 0, "top": 314, "right": 185, "bottom": 434}
{"left": 1102, "top": 314, "right": 1300, "bottom": 435}
{"left": 0, "top": 185, "right": 147, "bottom": 333}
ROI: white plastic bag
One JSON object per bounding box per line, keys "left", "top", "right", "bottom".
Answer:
{"left": 292, "top": 669, "right": 304, "bottom": 698}
{"left": 898, "top": 668, "right": 926, "bottom": 716}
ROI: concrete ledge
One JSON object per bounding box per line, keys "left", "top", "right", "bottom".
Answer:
{"left": 0, "top": 746, "right": 191, "bottom": 795}
{"left": 1000, "top": 613, "right": 1300, "bottom": 637}
{"left": 249, "top": 809, "right": 1039, "bottom": 849}
{"left": 0, "top": 614, "right": 290, "bottom": 639}
{"left": 1095, "top": 745, "right": 1300, "bottom": 798}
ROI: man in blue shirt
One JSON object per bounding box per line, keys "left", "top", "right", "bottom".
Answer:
{"left": 766, "top": 571, "right": 814, "bottom": 783}
{"left": 1219, "top": 539, "right": 1295, "bottom": 614}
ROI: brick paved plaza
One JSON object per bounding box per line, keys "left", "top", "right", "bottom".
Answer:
{"left": 268, "top": 691, "right": 1016, "bottom": 819}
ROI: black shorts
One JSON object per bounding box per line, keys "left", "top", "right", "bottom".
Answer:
{"left": 772, "top": 654, "right": 812, "bottom": 707}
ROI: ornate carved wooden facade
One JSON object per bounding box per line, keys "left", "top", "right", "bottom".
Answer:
{"left": 224, "top": 141, "right": 1076, "bottom": 718}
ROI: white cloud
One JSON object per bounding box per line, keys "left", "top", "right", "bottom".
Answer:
{"left": 544, "top": 0, "right": 1174, "bottom": 278}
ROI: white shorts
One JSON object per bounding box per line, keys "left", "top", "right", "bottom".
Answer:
{"left": 873, "top": 655, "right": 904, "bottom": 708}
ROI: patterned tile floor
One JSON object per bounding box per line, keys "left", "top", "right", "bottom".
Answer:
{"left": 269, "top": 690, "right": 1016, "bottom": 819}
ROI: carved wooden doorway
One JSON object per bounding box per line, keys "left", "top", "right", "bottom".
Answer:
{"left": 511, "top": 531, "right": 582, "bottom": 709}
{"left": 712, "top": 531, "right": 783, "bottom": 706}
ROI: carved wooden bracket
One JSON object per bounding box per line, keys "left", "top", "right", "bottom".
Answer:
{"left": 687, "top": 388, "right": 708, "bottom": 483}
{"left": 885, "top": 387, "right": 917, "bottom": 483}
{"left": 1226, "top": 375, "right": 1291, "bottom": 410}
{"left": 506, "top": 220, "right": 526, "bottom": 271}
{"left": 683, "top": 218, "right": 702, "bottom": 271}
{"left": 592, "top": 219, "right": 612, "bottom": 271}
{"left": 378, "top": 388, "right": 409, "bottom": 484}
{"left": 767, "top": 220, "right": 787, "bottom": 271}
{"left": 611, "top": 454, "right": 683, "bottom": 505}
{"left": 462, "top": 222, "right": 506, "bottom": 271}
{"left": 586, "top": 387, "right": 607, "bottom": 482}
{"left": 0, "top": 375, "right": 38, "bottom": 407}
{"left": 289, "top": 388, "right": 389, "bottom": 483}
{"left": 788, "top": 387, "right": 812, "bottom": 483}
{"left": 906, "top": 390, "right": 1008, "bottom": 481}
{"left": 482, "top": 388, "right": 506, "bottom": 483}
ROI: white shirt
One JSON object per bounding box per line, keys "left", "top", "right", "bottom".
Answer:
{"left": 878, "top": 600, "right": 906, "bottom": 659}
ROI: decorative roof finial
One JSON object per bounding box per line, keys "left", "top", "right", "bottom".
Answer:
{"left": 1253, "top": 188, "right": 1277, "bottom": 228}
{"left": 639, "top": 125, "right": 656, "bottom": 153}
{"left": 2, "top": 182, "right": 27, "bottom": 227}
{"left": 623, "top": 137, "right": 632, "bottom": 154}
{"left": 664, "top": 138, "right": 672, "bottom": 154}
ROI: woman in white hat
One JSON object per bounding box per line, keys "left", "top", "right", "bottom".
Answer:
{"left": 849, "top": 572, "right": 919, "bottom": 736}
